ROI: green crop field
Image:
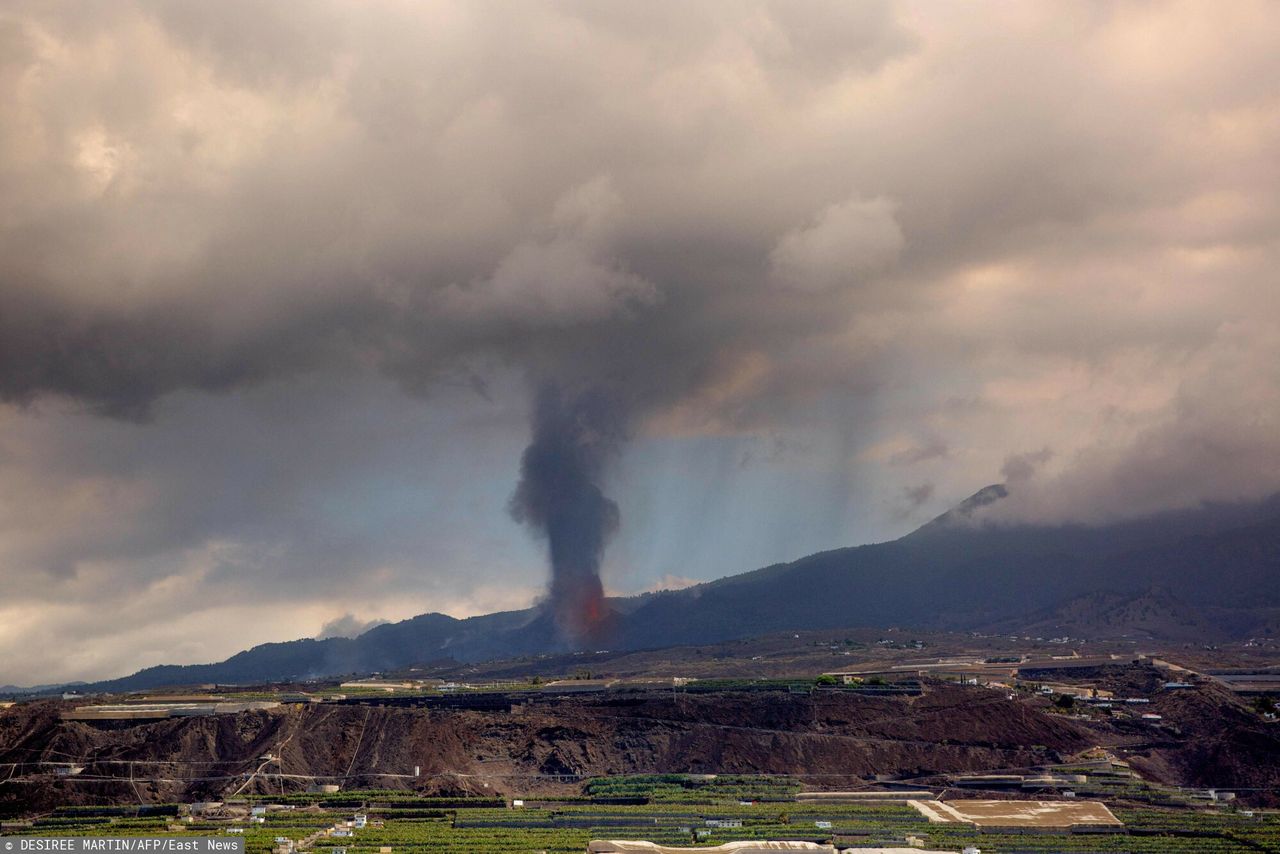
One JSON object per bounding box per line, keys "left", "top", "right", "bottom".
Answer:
{"left": 4, "top": 776, "right": 1279, "bottom": 853}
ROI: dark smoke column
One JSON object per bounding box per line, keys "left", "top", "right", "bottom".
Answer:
{"left": 510, "top": 384, "right": 624, "bottom": 644}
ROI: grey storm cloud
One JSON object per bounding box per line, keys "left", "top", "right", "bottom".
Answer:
{"left": 2, "top": 0, "right": 1280, "bottom": 681}
{"left": 0, "top": 0, "right": 917, "bottom": 426}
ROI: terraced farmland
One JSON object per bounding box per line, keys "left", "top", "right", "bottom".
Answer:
{"left": 5, "top": 776, "right": 1280, "bottom": 853}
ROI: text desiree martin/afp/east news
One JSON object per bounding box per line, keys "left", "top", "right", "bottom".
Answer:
{"left": 9, "top": 841, "right": 242, "bottom": 852}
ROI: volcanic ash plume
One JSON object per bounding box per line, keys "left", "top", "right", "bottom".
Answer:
{"left": 510, "top": 385, "right": 625, "bottom": 643}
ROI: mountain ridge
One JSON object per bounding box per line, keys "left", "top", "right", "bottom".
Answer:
{"left": 12, "top": 485, "right": 1280, "bottom": 695}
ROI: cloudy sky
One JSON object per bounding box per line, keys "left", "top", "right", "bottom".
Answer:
{"left": 2, "top": 1, "right": 1279, "bottom": 685}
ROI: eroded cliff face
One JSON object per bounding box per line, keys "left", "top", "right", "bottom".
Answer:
{"left": 2, "top": 685, "right": 1093, "bottom": 813}
{"left": 7, "top": 678, "right": 1279, "bottom": 816}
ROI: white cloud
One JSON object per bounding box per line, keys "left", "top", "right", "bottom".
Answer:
{"left": 770, "top": 197, "right": 904, "bottom": 292}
